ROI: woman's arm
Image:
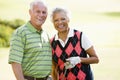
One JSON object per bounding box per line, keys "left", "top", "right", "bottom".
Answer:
{"left": 80, "top": 46, "right": 99, "bottom": 64}
{"left": 51, "top": 60, "right": 58, "bottom": 80}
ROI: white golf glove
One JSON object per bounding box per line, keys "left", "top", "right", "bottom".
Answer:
{"left": 64, "top": 56, "right": 81, "bottom": 69}
{"left": 64, "top": 61, "right": 74, "bottom": 69}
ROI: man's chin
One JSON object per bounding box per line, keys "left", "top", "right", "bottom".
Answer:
{"left": 39, "top": 20, "right": 45, "bottom": 23}
{"left": 36, "top": 22, "right": 43, "bottom": 26}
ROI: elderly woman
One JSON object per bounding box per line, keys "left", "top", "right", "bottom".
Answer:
{"left": 50, "top": 7, "right": 99, "bottom": 80}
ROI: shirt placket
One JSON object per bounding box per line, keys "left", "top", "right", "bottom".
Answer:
{"left": 37, "top": 31, "right": 43, "bottom": 48}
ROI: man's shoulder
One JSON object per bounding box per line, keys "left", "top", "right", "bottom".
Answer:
{"left": 13, "top": 23, "right": 28, "bottom": 35}
{"left": 17, "top": 23, "right": 27, "bottom": 30}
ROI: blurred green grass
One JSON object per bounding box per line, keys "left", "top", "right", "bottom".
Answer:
{"left": 0, "top": 47, "right": 120, "bottom": 80}
{"left": 92, "top": 47, "right": 120, "bottom": 80}
{"left": 103, "top": 12, "right": 120, "bottom": 17}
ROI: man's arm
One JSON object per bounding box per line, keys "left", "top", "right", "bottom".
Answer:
{"left": 11, "top": 62, "right": 25, "bottom": 80}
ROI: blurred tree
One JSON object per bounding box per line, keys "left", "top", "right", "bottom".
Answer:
{"left": 0, "top": 18, "right": 25, "bottom": 47}
{"left": 0, "top": 19, "right": 25, "bottom": 29}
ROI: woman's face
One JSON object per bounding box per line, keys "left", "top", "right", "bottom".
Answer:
{"left": 52, "top": 11, "right": 69, "bottom": 33}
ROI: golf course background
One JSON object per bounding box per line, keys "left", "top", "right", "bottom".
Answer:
{"left": 0, "top": 0, "right": 120, "bottom": 80}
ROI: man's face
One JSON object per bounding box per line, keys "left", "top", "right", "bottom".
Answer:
{"left": 29, "top": 3, "right": 47, "bottom": 27}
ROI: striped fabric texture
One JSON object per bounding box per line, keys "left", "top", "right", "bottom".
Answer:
{"left": 8, "top": 21, "right": 52, "bottom": 78}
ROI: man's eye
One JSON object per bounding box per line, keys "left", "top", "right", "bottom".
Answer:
{"left": 61, "top": 18, "right": 66, "bottom": 21}
{"left": 42, "top": 11, "right": 47, "bottom": 14}
{"left": 36, "top": 11, "right": 40, "bottom": 13}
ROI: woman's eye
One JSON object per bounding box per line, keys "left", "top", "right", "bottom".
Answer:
{"left": 54, "top": 19, "right": 58, "bottom": 22}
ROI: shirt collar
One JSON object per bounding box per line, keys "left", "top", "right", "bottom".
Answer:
{"left": 26, "top": 21, "right": 43, "bottom": 33}
{"left": 55, "top": 28, "right": 74, "bottom": 41}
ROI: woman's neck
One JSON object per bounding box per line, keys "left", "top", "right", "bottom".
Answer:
{"left": 58, "top": 28, "right": 69, "bottom": 42}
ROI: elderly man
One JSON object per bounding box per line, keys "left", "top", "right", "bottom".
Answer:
{"left": 8, "top": 0, "right": 52, "bottom": 80}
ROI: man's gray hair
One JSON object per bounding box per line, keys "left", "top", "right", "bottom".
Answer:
{"left": 30, "top": 0, "right": 47, "bottom": 10}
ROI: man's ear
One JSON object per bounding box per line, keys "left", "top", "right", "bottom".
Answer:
{"left": 29, "top": 9, "right": 31, "bottom": 15}
{"left": 67, "top": 18, "right": 70, "bottom": 22}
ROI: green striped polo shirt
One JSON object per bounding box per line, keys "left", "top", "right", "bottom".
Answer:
{"left": 8, "top": 21, "right": 52, "bottom": 78}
